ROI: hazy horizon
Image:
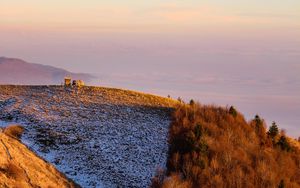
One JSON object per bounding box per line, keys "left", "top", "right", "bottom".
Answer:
{"left": 1, "top": 1, "right": 299, "bottom": 137}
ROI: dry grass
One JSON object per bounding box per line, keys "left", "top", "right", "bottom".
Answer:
{"left": 151, "top": 103, "right": 300, "bottom": 188}
{"left": 4, "top": 125, "right": 24, "bottom": 139}
{"left": 0, "top": 132, "right": 78, "bottom": 187}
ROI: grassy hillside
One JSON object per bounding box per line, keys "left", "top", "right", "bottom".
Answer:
{"left": 0, "top": 125, "right": 77, "bottom": 188}
{"left": 151, "top": 102, "right": 300, "bottom": 188}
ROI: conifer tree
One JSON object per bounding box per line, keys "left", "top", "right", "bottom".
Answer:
{"left": 268, "top": 122, "right": 279, "bottom": 138}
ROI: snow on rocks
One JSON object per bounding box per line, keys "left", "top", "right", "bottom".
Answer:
{"left": 0, "top": 85, "right": 177, "bottom": 187}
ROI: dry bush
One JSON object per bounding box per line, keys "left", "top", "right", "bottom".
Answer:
{"left": 152, "top": 103, "right": 300, "bottom": 188}
{"left": 162, "top": 174, "right": 192, "bottom": 188}
{"left": 151, "top": 168, "right": 166, "bottom": 188}
{"left": 4, "top": 125, "right": 24, "bottom": 139}
{"left": 5, "top": 163, "right": 23, "bottom": 180}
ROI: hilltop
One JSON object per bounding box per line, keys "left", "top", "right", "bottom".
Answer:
{"left": 0, "top": 125, "right": 77, "bottom": 188}
{"left": 0, "top": 57, "right": 94, "bottom": 85}
{"left": 0, "top": 85, "right": 178, "bottom": 187}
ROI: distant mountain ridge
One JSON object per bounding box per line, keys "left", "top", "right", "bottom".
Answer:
{"left": 0, "top": 57, "right": 95, "bottom": 85}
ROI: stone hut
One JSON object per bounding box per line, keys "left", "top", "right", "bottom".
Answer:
{"left": 72, "top": 80, "right": 85, "bottom": 87}
{"left": 64, "top": 77, "right": 72, "bottom": 87}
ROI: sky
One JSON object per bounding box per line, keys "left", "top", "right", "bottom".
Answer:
{"left": 1, "top": 1, "right": 300, "bottom": 136}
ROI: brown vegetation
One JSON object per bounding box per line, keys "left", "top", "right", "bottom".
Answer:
{"left": 4, "top": 125, "right": 24, "bottom": 139}
{"left": 151, "top": 102, "right": 300, "bottom": 188}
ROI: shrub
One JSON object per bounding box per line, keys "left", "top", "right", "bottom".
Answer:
{"left": 189, "top": 99, "right": 195, "bottom": 106}
{"left": 5, "top": 163, "right": 23, "bottom": 179}
{"left": 4, "top": 125, "right": 24, "bottom": 139}
{"left": 251, "top": 115, "right": 267, "bottom": 144}
{"left": 229, "top": 106, "right": 237, "bottom": 117}
{"left": 277, "top": 136, "right": 291, "bottom": 152}
{"left": 150, "top": 168, "right": 166, "bottom": 188}
{"left": 254, "top": 115, "right": 262, "bottom": 125}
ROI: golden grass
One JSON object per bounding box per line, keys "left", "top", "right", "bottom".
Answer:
{"left": 0, "top": 132, "right": 78, "bottom": 188}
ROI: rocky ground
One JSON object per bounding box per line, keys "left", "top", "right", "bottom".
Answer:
{"left": 0, "top": 85, "right": 177, "bottom": 187}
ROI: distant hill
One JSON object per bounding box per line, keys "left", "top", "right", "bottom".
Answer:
{"left": 0, "top": 57, "right": 94, "bottom": 85}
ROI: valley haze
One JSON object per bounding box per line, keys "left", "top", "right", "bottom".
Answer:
{"left": 0, "top": 56, "right": 299, "bottom": 138}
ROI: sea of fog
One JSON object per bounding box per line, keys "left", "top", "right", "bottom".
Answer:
{"left": 90, "top": 67, "right": 300, "bottom": 138}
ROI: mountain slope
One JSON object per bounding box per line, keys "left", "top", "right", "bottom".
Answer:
{"left": 0, "top": 127, "right": 77, "bottom": 188}
{"left": 0, "top": 57, "right": 94, "bottom": 85}
{"left": 0, "top": 85, "right": 178, "bottom": 187}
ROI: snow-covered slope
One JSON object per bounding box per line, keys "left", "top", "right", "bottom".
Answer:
{"left": 0, "top": 85, "right": 178, "bottom": 187}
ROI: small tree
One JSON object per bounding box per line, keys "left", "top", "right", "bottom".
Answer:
{"left": 254, "top": 115, "right": 263, "bottom": 126}
{"left": 252, "top": 115, "right": 267, "bottom": 144}
{"left": 268, "top": 122, "right": 279, "bottom": 143}
{"left": 277, "top": 136, "right": 291, "bottom": 152}
{"left": 189, "top": 99, "right": 195, "bottom": 106}
{"left": 229, "top": 106, "right": 237, "bottom": 117}
{"left": 268, "top": 122, "right": 279, "bottom": 137}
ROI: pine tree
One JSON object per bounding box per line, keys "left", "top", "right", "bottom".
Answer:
{"left": 268, "top": 122, "right": 279, "bottom": 143}
{"left": 268, "top": 122, "right": 279, "bottom": 138}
